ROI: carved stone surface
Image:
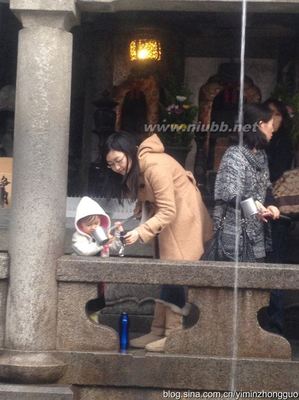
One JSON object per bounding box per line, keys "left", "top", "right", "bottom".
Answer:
{"left": 165, "top": 288, "right": 291, "bottom": 358}
{"left": 0, "top": 352, "right": 66, "bottom": 384}
{"left": 0, "top": 384, "right": 73, "bottom": 400}
{"left": 0, "top": 281, "right": 8, "bottom": 348}
{"left": 11, "top": 0, "right": 78, "bottom": 31}
{"left": 5, "top": 4, "right": 75, "bottom": 354}
{"left": 0, "top": 254, "right": 8, "bottom": 348}
{"left": 57, "top": 282, "right": 118, "bottom": 351}
{"left": 57, "top": 256, "right": 299, "bottom": 290}
{"left": 103, "top": 295, "right": 155, "bottom": 315}
{"left": 58, "top": 350, "right": 299, "bottom": 391}
{"left": 0, "top": 253, "right": 8, "bottom": 278}
{"left": 76, "top": 0, "right": 299, "bottom": 14}
{"left": 57, "top": 256, "right": 298, "bottom": 358}
{"left": 10, "top": 0, "right": 76, "bottom": 11}
{"left": 72, "top": 386, "right": 165, "bottom": 400}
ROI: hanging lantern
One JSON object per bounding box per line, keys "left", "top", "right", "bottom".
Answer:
{"left": 129, "top": 38, "right": 162, "bottom": 61}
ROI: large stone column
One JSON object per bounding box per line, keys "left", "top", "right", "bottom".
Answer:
{"left": 0, "top": 0, "right": 78, "bottom": 383}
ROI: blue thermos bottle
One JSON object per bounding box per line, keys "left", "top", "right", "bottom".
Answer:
{"left": 119, "top": 312, "right": 129, "bottom": 352}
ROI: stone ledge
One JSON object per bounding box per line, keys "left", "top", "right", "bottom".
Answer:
{"left": 57, "top": 255, "right": 299, "bottom": 290}
{"left": 0, "top": 384, "right": 73, "bottom": 400}
{"left": 0, "top": 253, "right": 8, "bottom": 279}
{"left": 76, "top": 0, "right": 299, "bottom": 14}
{"left": 0, "top": 352, "right": 67, "bottom": 384}
{"left": 58, "top": 350, "right": 299, "bottom": 391}
{"left": 10, "top": 0, "right": 76, "bottom": 12}
{"left": 72, "top": 386, "right": 165, "bottom": 400}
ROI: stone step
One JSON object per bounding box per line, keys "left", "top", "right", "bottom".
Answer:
{"left": 0, "top": 384, "right": 73, "bottom": 400}
{"left": 60, "top": 351, "right": 299, "bottom": 391}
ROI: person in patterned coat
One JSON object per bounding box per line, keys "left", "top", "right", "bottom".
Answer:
{"left": 213, "top": 103, "right": 280, "bottom": 261}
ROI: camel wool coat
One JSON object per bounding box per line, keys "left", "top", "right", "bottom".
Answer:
{"left": 135, "top": 134, "right": 213, "bottom": 261}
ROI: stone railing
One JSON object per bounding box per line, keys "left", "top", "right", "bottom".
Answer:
{"left": 56, "top": 255, "right": 299, "bottom": 358}
{"left": 1, "top": 254, "right": 299, "bottom": 391}
{"left": 0, "top": 253, "right": 8, "bottom": 348}
{"left": 54, "top": 255, "right": 299, "bottom": 391}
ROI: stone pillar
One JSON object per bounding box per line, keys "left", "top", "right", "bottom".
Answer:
{"left": 0, "top": 0, "right": 78, "bottom": 383}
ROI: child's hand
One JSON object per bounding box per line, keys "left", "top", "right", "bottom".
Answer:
{"left": 107, "top": 233, "right": 115, "bottom": 244}
{"left": 113, "top": 221, "right": 124, "bottom": 233}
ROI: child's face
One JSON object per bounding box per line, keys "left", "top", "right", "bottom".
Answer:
{"left": 79, "top": 216, "right": 101, "bottom": 236}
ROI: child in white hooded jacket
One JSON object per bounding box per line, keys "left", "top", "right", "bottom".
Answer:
{"left": 72, "top": 196, "right": 122, "bottom": 256}
{"left": 72, "top": 196, "right": 123, "bottom": 322}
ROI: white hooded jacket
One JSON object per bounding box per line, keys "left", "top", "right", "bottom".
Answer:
{"left": 72, "top": 196, "right": 111, "bottom": 256}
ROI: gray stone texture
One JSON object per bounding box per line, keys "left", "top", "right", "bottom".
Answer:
{"left": 0, "top": 384, "right": 73, "bottom": 400}
{"left": 59, "top": 350, "right": 299, "bottom": 391}
{"left": 165, "top": 287, "right": 291, "bottom": 358}
{"left": 11, "top": 0, "right": 78, "bottom": 31}
{"left": 57, "top": 256, "right": 294, "bottom": 359}
{"left": 57, "top": 256, "right": 299, "bottom": 290}
{"left": 0, "top": 254, "right": 8, "bottom": 279}
{"left": 11, "top": 0, "right": 76, "bottom": 12}
{"left": 0, "top": 281, "right": 8, "bottom": 348}
{"left": 6, "top": 6, "right": 75, "bottom": 352}
{"left": 76, "top": 0, "right": 299, "bottom": 14}
{"left": 57, "top": 282, "right": 118, "bottom": 351}
{"left": 72, "top": 386, "right": 168, "bottom": 400}
{"left": 0, "top": 254, "right": 8, "bottom": 348}
{"left": 0, "top": 352, "right": 66, "bottom": 384}
{"left": 0, "top": 4, "right": 77, "bottom": 386}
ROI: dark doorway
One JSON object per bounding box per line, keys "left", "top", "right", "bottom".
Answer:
{"left": 120, "top": 90, "right": 147, "bottom": 134}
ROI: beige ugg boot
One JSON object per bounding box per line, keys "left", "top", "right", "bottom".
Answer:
{"left": 130, "top": 302, "right": 166, "bottom": 348}
{"left": 145, "top": 303, "right": 190, "bottom": 352}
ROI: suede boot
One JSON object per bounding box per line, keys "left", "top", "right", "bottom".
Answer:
{"left": 130, "top": 302, "right": 166, "bottom": 348}
{"left": 145, "top": 303, "right": 189, "bottom": 352}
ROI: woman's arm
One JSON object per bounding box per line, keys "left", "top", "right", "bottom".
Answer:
{"left": 214, "top": 147, "right": 247, "bottom": 201}
{"left": 126, "top": 164, "right": 176, "bottom": 244}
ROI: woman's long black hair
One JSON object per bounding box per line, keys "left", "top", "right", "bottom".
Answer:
{"left": 243, "top": 103, "right": 273, "bottom": 150}
{"left": 102, "top": 131, "right": 141, "bottom": 203}
{"left": 263, "top": 98, "right": 291, "bottom": 133}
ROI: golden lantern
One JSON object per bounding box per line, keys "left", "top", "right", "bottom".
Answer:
{"left": 129, "top": 38, "right": 161, "bottom": 61}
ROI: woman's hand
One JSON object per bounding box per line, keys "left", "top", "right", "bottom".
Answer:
{"left": 255, "top": 201, "right": 280, "bottom": 222}
{"left": 123, "top": 229, "right": 139, "bottom": 245}
{"left": 259, "top": 206, "right": 280, "bottom": 222}
{"left": 266, "top": 205, "right": 280, "bottom": 220}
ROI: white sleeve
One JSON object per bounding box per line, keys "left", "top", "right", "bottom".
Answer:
{"left": 72, "top": 232, "right": 103, "bottom": 256}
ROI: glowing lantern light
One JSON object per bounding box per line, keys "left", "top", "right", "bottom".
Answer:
{"left": 129, "top": 39, "right": 161, "bottom": 61}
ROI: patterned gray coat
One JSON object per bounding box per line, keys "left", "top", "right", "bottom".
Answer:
{"left": 214, "top": 145, "right": 272, "bottom": 260}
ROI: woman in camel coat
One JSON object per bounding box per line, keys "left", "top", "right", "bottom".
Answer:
{"left": 104, "top": 132, "right": 212, "bottom": 352}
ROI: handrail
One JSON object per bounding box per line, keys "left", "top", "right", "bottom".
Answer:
{"left": 57, "top": 255, "right": 299, "bottom": 290}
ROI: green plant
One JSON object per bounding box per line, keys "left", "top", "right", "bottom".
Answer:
{"left": 159, "top": 81, "right": 198, "bottom": 147}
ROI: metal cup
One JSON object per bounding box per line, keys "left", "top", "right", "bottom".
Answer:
{"left": 240, "top": 197, "right": 258, "bottom": 218}
{"left": 92, "top": 226, "right": 109, "bottom": 245}
{"left": 119, "top": 230, "right": 127, "bottom": 245}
